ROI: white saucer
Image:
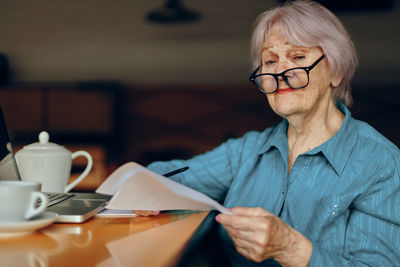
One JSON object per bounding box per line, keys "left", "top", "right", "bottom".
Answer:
{"left": 0, "top": 212, "right": 58, "bottom": 238}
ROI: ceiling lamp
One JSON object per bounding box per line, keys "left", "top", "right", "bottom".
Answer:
{"left": 146, "top": 0, "right": 201, "bottom": 24}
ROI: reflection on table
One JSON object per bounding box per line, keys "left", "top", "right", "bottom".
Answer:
{"left": 0, "top": 210, "right": 208, "bottom": 267}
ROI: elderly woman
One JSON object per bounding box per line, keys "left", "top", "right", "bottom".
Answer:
{"left": 137, "top": 1, "right": 400, "bottom": 266}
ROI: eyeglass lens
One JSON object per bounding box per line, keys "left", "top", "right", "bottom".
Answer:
{"left": 254, "top": 68, "right": 309, "bottom": 93}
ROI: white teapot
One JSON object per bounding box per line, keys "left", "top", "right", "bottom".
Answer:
{"left": 16, "top": 131, "right": 93, "bottom": 193}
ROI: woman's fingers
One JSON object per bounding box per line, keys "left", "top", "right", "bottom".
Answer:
{"left": 230, "top": 206, "right": 269, "bottom": 216}
{"left": 133, "top": 210, "right": 160, "bottom": 216}
{"left": 217, "top": 211, "right": 270, "bottom": 232}
{"left": 216, "top": 206, "right": 298, "bottom": 263}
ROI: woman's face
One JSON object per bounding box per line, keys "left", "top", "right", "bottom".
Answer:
{"left": 262, "top": 24, "right": 338, "bottom": 119}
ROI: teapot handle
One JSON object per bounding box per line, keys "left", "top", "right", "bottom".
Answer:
{"left": 64, "top": 151, "right": 93, "bottom": 193}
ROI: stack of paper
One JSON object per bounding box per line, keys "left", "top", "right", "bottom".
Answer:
{"left": 96, "top": 162, "right": 231, "bottom": 214}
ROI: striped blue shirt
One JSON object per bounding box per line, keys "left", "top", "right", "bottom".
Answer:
{"left": 148, "top": 102, "right": 400, "bottom": 266}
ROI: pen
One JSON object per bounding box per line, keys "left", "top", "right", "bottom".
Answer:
{"left": 163, "top": 166, "right": 189, "bottom": 177}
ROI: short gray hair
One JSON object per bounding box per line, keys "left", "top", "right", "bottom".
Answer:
{"left": 250, "top": 0, "right": 358, "bottom": 106}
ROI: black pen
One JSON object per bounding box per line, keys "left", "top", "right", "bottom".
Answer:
{"left": 163, "top": 166, "right": 189, "bottom": 177}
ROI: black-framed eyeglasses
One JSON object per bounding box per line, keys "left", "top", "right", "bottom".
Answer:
{"left": 249, "top": 54, "right": 325, "bottom": 94}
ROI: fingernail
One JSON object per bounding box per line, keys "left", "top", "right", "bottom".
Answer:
{"left": 152, "top": 210, "right": 160, "bottom": 215}
{"left": 215, "top": 215, "right": 220, "bottom": 223}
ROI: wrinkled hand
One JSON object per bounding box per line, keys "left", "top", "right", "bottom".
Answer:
{"left": 133, "top": 210, "right": 160, "bottom": 216}
{"left": 216, "top": 207, "right": 311, "bottom": 266}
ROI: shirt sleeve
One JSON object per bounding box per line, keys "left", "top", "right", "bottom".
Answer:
{"left": 309, "top": 152, "right": 400, "bottom": 266}
{"left": 147, "top": 132, "right": 257, "bottom": 202}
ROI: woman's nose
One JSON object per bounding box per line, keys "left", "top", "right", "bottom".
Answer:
{"left": 274, "top": 61, "right": 289, "bottom": 74}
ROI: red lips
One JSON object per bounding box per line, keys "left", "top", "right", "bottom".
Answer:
{"left": 275, "top": 88, "right": 297, "bottom": 94}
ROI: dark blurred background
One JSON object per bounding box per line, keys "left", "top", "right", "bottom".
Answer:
{"left": 0, "top": 0, "right": 399, "bottom": 185}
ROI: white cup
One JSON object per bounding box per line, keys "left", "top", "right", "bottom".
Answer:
{"left": 0, "top": 181, "right": 48, "bottom": 223}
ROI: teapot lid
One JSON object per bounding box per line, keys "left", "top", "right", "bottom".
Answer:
{"left": 23, "top": 131, "right": 66, "bottom": 151}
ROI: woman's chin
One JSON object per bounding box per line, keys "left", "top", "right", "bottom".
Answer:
{"left": 269, "top": 99, "right": 304, "bottom": 118}
{"left": 274, "top": 107, "right": 299, "bottom": 118}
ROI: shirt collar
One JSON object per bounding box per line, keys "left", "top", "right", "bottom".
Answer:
{"left": 257, "top": 119, "right": 288, "bottom": 158}
{"left": 257, "top": 101, "right": 357, "bottom": 176}
{"left": 307, "top": 101, "right": 357, "bottom": 175}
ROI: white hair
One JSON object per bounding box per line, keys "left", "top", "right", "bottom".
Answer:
{"left": 250, "top": 0, "right": 358, "bottom": 106}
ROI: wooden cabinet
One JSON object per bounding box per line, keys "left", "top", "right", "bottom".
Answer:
{"left": 47, "top": 89, "right": 114, "bottom": 133}
{"left": 0, "top": 87, "right": 43, "bottom": 132}
{"left": 0, "top": 82, "right": 121, "bottom": 163}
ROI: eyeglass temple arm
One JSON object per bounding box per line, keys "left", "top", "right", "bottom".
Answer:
{"left": 307, "top": 54, "right": 325, "bottom": 71}
{"left": 249, "top": 67, "right": 260, "bottom": 81}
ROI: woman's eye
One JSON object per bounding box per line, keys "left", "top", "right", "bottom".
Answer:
{"left": 264, "top": 60, "right": 276, "bottom": 65}
{"left": 294, "top": 55, "right": 305, "bottom": 60}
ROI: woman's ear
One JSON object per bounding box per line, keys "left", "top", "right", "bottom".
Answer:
{"left": 331, "top": 74, "right": 343, "bottom": 88}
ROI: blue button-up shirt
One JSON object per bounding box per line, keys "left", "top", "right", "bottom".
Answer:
{"left": 148, "top": 102, "right": 400, "bottom": 266}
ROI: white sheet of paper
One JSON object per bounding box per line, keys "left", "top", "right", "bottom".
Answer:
{"left": 96, "top": 162, "right": 232, "bottom": 215}
{"left": 95, "top": 209, "right": 138, "bottom": 218}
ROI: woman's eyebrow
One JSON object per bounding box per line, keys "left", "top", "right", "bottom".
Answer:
{"left": 261, "top": 49, "right": 273, "bottom": 56}
{"left": 287, "top": 46, "right": 312, "bottom": 54}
